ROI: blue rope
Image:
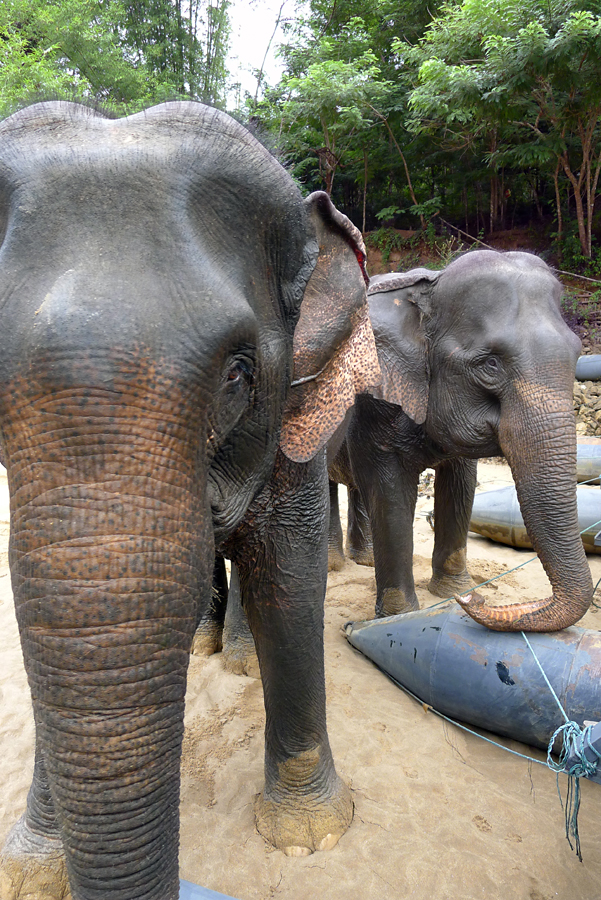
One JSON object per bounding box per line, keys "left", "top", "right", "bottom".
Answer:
{"left": 382, "top": 666, "right": 548, "bottom": 768}
{"left": 520, "top": 633, "right": 569, "bottom": 724}
{"left": 546, "top": 721, "right": 601, "bottom": 861}
{"left": 520, "top": 632, "right": 601, "bottom": 861}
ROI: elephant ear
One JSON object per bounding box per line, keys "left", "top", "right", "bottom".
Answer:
{"left": 280, "top": 192, "right": 381, "bottom": 463}
{"left": 367, "top": 269, "right": 439, "bottom": 424}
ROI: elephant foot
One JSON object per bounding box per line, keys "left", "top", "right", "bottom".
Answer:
{"left": 347, "top": 546, "right": 374, "bottom": 567}
{"left": 254, "top": 753, "right": 353, "bottom": 856}
{"left": 190, "top": 620, "right": 223, "bottom": 656}
{"left": 221, "top": 638, "right": 260, "bottom": 678}
{"left": 328, "top": 546, "right": 345, "bottom": 572}
{"left": 0, "top": 816, "right": 70, "bottom": 900}
{"left": 428, "top": 570, "right": 474, "bottom": 599}
{"left": 376, "top": 587, "right": 419, "bottom": 618}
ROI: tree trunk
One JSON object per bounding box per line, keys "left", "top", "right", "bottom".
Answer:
{"left": 367, "top": 106, "right": 425, "bottom": 229}
{"left": 362, "top": 148, "right": 368, "bottom": 234}
{"left": 573, "top": 186, "right": 590, "bottom": 258}
{"left": 175, "top": 0, "right": 185, "bottom": 93}
{"left": 587, "top": 146, "right": 601, "bottom": 261}
{"left": 561, "top": 151, "right": 591, "bottom": 257}
{"left": 553, "top": 159, "right": 563, "bottom": 245}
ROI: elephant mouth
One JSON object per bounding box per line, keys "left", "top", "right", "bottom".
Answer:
{"left": 434, "top": 422, "right": 501, "bottom": 459}
{"left": 426, "top": 391, "right": 502, "bottom": 458}
{"left": 209, "top": 448, "right": 276, "bottom": 545}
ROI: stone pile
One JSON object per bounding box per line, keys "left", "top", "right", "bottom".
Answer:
{"left": 574, "top": 380, "right": 601, "bottom": 436}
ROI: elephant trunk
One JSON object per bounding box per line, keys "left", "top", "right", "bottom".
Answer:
{"left": 458, "top": 378, "right": 593, "bottom": 631}
{"left": 4, "top": 379, "right": 213, "bottom": 900}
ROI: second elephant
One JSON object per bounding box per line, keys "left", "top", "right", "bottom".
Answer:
{"left": 329, "top": 250, "right": 593, "bottom": 632}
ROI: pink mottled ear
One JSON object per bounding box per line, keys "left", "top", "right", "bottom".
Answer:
{"left": 280, "top": 192, "right": 381, "bottom": 463}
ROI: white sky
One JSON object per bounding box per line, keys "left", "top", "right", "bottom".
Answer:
{"left": 227, "top": 0, "right": 303, "bottom": 104}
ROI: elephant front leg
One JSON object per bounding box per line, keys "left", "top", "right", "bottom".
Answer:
{"left": 428, "top": 458, "right": 477, "bottom": 598}
{"left": 221, "top": 562, "right": 259, "bottom": 677}
{"left": 191, "top": 555, "right": 228, "bottom": 656}
{"left": 232, "top": 450, "right": 353, "bottom": 856}
{"left": 0, "top": 736, "right": 69, "bottom": 900}
{"left": 353, "top": 451, "right": 420, "bottom": 617}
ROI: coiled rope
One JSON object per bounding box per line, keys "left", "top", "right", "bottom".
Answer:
{"left": 521, "top": 632, "right": 601, "bottom": 861}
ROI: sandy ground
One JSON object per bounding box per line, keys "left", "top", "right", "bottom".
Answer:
{"left": 2, "top": 456, "right": 601, "bottom": 900}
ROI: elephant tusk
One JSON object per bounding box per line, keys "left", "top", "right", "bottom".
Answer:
{"left": 290, "top": 361, "right": 329, "bottom": 387}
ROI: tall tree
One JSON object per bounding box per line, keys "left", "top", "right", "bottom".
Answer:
{"left": 263, "top": 18, "right": 392, "bottom": 197}
{"left": 402, "top": 0, "right": 601, "bottom": 254}
{"left": 0, "top": 0, "right": 231, "bottom": 116}
{"left": 119, "top": 0, "right": 231, "bottom": 104}
{"left": 0, "top": 0, "right": 153, "bottom": 113}
{"left": 258, "top": 1, "right": 441, "bottom": 227}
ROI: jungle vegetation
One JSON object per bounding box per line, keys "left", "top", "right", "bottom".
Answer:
{"left": 2, "top": 0, "right": 601, "bottom": 273}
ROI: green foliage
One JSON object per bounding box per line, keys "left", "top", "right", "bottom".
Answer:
{"left": 424, "top": 220, "right": 437, "bottom": 247}
{"left": 375, "top": 206, "right": 403, "bottom": 221}
{"left": 365, "top": 224, "right": 464, "bottom": 268}
{"left": 366, "top": 227, "right": 409, "bottom": 263}
{"left": 561, "top": 287, "right": 601, "bottom": 344}
{"left": 561, "top": 288, "right": 582, "bottom": 320}
{"left": 257, "top": 16, "right": 393, "bottom": 195}
{"left": 436, "top": 236, "right": 465, "bottom": 266}
{"left": 553, "top": 225, "right": 601, "bottom": 278}
{"left": 0, "top": 13, "right": 82, "bottom": 109}
{"left": 0, "top": 0, "right": 146, "bottom": 114}
{"left": 0, "top": 0, "right": 231, "bottom": 117}
{"left": 3, "top": 0, "right": 601, "bottom": 261}
{"left": 555, "top": 229, "right": 590, "bottom": 272}
{"left": 406, "top": 196, "right": 442, "bottom": 223}
{"left": 120, "top": 0, "right": 230, "bottom": 104}
{"left": 400, "top": 0, "right": 601, "bottom": 255}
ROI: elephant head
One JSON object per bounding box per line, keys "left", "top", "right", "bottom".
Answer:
{"left": 368, "top": 250, "right": 591, "bottom": 632}
{"left": 0, "top": 101, "right": 379, "bottom": 899}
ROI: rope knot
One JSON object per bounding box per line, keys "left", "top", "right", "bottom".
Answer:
{"left": 545, "top": 714, "right": 601, "bottom": 861}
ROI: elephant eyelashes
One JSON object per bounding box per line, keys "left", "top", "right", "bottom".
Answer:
{"left": 226, "top": 359, "right": 254, "bottom": 387}
{"left": 208, "top": 357, "right": 256, "bottom": 449}
{"left": 224, "top": 359, "right": 255, "bottom": 407}
{"left": 475, "top": 355, "right": 501, "bottom": 377}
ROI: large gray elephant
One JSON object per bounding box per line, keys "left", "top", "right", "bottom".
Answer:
{"left": 0, "top": 101, "right": 381, "bottom": 900}
{"left": 329, "top": 250, "right": 593, "bottom": 631}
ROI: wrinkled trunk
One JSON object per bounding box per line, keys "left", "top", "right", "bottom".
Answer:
{"left": 4, "top": 374, "right": 213, "bottom": 900}
{"left": 458, "top": 381, "right": 593, "bottom": 631}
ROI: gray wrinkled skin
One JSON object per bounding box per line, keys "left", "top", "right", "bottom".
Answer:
{"left": 329, "top": 250, "right": 593, "bottom": 631}
{"left": 0, "top": 101, "right": 373, "bottom": 900}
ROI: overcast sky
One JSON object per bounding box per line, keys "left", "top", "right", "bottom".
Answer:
{"left": 227, "top": 0, "right": 303, "bottom": 103}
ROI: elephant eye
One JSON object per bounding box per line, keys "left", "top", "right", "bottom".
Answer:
{"left": 226, "top": 358, "right": 254, "bottom": 388}
{"left": 208, "top": 356, "right": 256, "bottom": 453}
{"left": 474, "top": 354, "right": 502, "bottom": 383}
